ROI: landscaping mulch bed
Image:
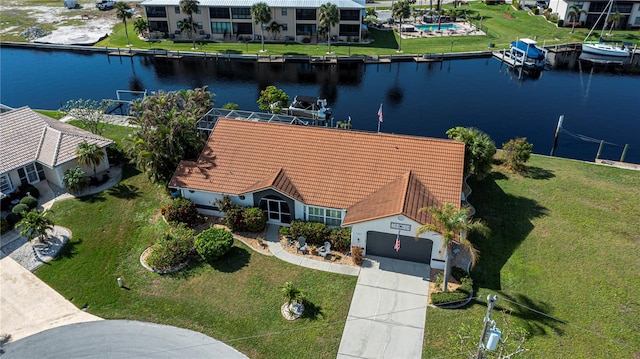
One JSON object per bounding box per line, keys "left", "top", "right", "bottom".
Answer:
{"left": 279, "top": 237, "right": 356, "bottom": 267}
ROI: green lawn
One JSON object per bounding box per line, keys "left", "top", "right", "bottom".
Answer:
{"left": 424, "top": 155, "right": 640, "bottom": 358}
{"left": 34, "top": 125, "right": 357, "bottom": 359}
{"left": 96, "top": 2, "right": 640, "bottom": 55}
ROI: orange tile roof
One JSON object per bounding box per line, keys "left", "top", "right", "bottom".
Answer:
{"left": 169, "top": 118, "right": 465, "bottom": 225}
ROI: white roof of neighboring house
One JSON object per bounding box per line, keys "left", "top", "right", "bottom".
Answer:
{"left": 0, "top": 107, "right": 113, "bottom": 174}
{"left": 141, "top": 0, "right": 364, "bottom": 8}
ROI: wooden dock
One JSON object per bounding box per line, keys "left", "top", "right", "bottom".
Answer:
{"left": 257, "top": 55, "right": 285, "bottom": 63}
{"left": 107, "top": 48, "right": 135, "bottom": 57}
{"left": 152, "top": 49, "right": 183, "bottom": 59}
{"left": 413, "top": 54, "right": 443, "bottom": 63}
{"left": 492, "top": 50, "right": 522, "bottom": 68}
{"left": 595, "top": 159, "right": 640, "bottom": 171}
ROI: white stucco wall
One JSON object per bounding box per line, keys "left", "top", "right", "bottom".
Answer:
{"left": 349, "top": 215, "right": 446, "bottom": 270}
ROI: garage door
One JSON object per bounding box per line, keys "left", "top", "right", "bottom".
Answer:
{"left": 366, "top": 231, "right": 432, "bottom": 264}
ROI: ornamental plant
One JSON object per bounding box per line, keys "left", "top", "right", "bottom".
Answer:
{"left": 63, "top": 167, "right": 89, "bottom": 194}
{"left": 20, "top": 196, "right": 38, "bottom": 210}
{"left": 502, "top": 137, "right": 534, "bottom": 173}
{"left": 289, "top": 220, "right": 331, "bottom": 245}
{"left": 328, "top": 227, "right": 352, "bottom": 252}
{"left": 195, "top": 227, "right": 234, "bottom": 263}
{"left": 225, "top": 205, "right": 245, "bottom": 232}
{"left": 243, "top": 207, "right": 267, "bottom": 232}
{"left": 163, "top": 197, "right": 199, "bottom": 227}
{"left": 146, "top": 223, "right": 195, "bottom": 269}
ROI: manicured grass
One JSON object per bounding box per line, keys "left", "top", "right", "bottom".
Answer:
{"left": 35, "top": 125, "right": 357, "bottom": 359}
{"left": 66, "top": 119, "right": 132, "bottom": 145}
{"left": 423, "top": 155, "right": 640, "bottom": 358}
{"left": 96, "top": 2, "right": 640, "bottom": 55}
{"left": 34, "top": 109, "right": 65, "bottom": 120}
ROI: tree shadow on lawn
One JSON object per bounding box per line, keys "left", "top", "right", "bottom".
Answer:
{"left": 77, "top": 192, "right": 106, "bottom": 203}
{"left": 493, "top": 291, "right": 566, "bottom": 337}
{"left": 469, "top": 172, "right": 548, "bottom": 290}
{"left": 301, "top": 299, "right": 325, "bottom": 321}
{"left": 55, "top": 237, "right": 82, "bottom": 260}
{"left": 210, "top": 246, "right": 251, "bottom": 273}
{"left": 120, "top": 164, "right": 142, "bottom": 181}
{"left": 107, "top": 183, "right": 141, "bottom": 200}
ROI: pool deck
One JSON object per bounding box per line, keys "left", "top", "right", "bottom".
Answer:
{"left": 379, "top": 22, "right": 486, "bottom": 39}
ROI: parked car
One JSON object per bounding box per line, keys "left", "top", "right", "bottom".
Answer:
{"left": 96, "top": 0, "right": 115, "bottom": 10}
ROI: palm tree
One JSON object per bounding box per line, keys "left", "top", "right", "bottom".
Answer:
{"left": 415, "top": 203, "right": 489, "bottom": 292}
{"left": 319, "top": 3, "right": 340, "bottom": 54}
{"left": 266, "top": 21, "right": 281, "bottom": 40}
{"left": 366, "top": 8, "right": 378, "bottom": 20}
{"left": 179, "top": 0, "right": 200, "bottom": 50}
{"left": 566, "top": 4, "right": 587, "bottom": 34}
{"left": 607, "top": 11, "right": 621, "bottom": 35}
{"left": 178, "top": 18, "right": 198, "bottom": 39}
{"left": 133, "top": 17, "right": 150, "bottom": 39}
{"left": 251, "top": 2, "right": 271, "bottom": 52}
{"left": 115, "top": 2, "right": 133, "bottom": 46}
{"left": 16, "top": 209, "right": 54, "bottom": 244}
{"left": 76, "top": 140, "right": 105, "bottom": 176}
{"left": 392, "top": 0, "right": 411, "bottom": 52}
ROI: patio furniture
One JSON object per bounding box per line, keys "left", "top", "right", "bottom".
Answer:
{"left": 296, "top": 237, "right": 308, "bottom": 254}
{"left": 318, "top": 241, "right": 331, "bottom": 259}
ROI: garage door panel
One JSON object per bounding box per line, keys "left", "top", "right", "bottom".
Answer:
{"left": 366, "top": 231, "right": 432, "bottom": 264}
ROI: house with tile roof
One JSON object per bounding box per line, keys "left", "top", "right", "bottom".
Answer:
{"left": 169, "top": 118, "right": 466, "bottom": 268}
{"left": 0, "top": 107, "right": 113, "bottom": 199}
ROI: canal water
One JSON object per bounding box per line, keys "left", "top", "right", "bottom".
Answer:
{"left": 1, "top": 46, "right": 638, "bottom": 163}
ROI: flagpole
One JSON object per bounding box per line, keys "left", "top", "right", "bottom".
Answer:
{"left": 377, "top": 117, "right": 381, "bottom": 133}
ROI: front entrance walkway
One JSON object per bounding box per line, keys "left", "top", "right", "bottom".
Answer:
{"left": 337, "top": 255, "right": 430, "bottom": 359}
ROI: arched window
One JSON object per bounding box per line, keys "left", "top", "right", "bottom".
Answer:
{"left": 259, "top": 195, "right": 291, "bottom": 224}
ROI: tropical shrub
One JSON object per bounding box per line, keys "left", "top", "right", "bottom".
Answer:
{"left": 12, "top": 204, "right": 29, "bottom": 215}
{"left": 279, "top": 226, "right": 290, "bottom": 237}
{"left": 195, "top": 227, "right": 234, "bottom": 262}
{"left": 289, "top": 220, "right": 331, "bottom": 245}
{"left": 214, "top": 195, "right": 233, "bottom": 212}
{"left": 225, "top": 205, "right": 245, "bottom": 232}
{"left": 146, "top": 224, "right": 195, "bottom": 269}
{"left": 431, "top": 266, "right": 474, "bottom": 306}
{"left": 328, "top": 227, "right": 352, "bottom": 252}
{"left": 20, "top": 196, "right": 38, "bottom": 210}
{"left": 243, "top": 207, "right": 267, "bottom": 232}
{"left": 351, "top": 246, "right": 364, "bottom": 266}
{"left": 162, "top": 197, "right": 199, "bottom": 227}
{"left": 63, "top": 167, "right": 89, "bottom": 193}
{"left": 280, "top": 281, "right": 304, "bottom": 305}
{"left": 446, "top": 126, "right": 496, "bottom": 179}
{"left": 502, "top": 137, "right": 533, "bottom": 172}
{"left": 1, "top": 217, "right": 9, "bottom": 234}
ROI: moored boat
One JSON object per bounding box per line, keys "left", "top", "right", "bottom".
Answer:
{"left": 582, "top": 0, "right": 630, "bottom": 58}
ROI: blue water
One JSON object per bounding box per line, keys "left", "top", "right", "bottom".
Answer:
{"left": 1, "top": 46, "right": 639, "bottom": 164}
{"left": 416, "top": 24, "right": 458, "bottom": 31}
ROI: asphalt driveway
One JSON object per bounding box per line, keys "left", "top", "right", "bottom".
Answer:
{"left": 337, "top": 256, "right": 431, "bottom": 358}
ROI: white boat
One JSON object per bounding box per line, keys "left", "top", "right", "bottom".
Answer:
{"left": 582, "top": 0, "right": 630, "bottom": 57}
{"left": 285, "top": 96, "right": 332, "bottom": 121}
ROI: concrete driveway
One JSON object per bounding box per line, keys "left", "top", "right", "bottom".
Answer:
{"left": 337, "top": 256, "right": 431, "bottom": 359}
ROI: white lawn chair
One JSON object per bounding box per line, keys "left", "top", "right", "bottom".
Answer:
{"left": 318, "top": 241, "right": 331, "bottom": 259}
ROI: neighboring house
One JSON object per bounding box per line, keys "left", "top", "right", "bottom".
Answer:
{"left": 548, "top": 0, "right": 640, "bottom": 29}
{"left": 140, "top": 0, "right": 365, "bottom": 43}
{"left": 169, "top": 118, "right": 466, "bottom": 269}
{"left": 0, "top": 107, "right": 113, "bottom": 199}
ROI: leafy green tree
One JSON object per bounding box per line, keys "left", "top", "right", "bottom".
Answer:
{"left": 502, "top": 137, "right": 533, "bottom": 173}
{"left": 59, "top": 99, "right": 108, "bottom": 135}
{"left": 222, "top": 102, "right": 239, "bottom": 110}
{"left": 178, "top": 17, "right": 198, "bottom": 39}
{"left": 266, "top": 21, "right": 281, "bottom": 40}
{"left": 15, "top": 209, "right": 54, "bottom": 244}
{"left": 115, "top": 2, "right": 133, "bottom": 46}
{"left": 195, "top": 227, "right": 234, "bottom": 263}
{"left": 319, "top": 3, "right": 340, "bottom": 53}
{"left": 76, "top": 140, "right": 104, "bottom": 175}
{"left": 415, "top": 203, "right": 488, "bottom": 292}
{"left": 566, "top": 4, "right": 587, "bottom": 33}
{"left": 365, "top": 8, "right": 378, "bottom": 20}
{"left": 63, "top": 167, "right": 89, "bottom": 193}
{"left": 392, "top": 0, "right": 411, "bottom": 52}
{"left": 446, "top": 126, "right": 496, "bottom": 180}
{"left": 251, "top": 2, "right": 271, "bottom": 52}
{"left": 125, "top": 87, "right": 213, "bottom": 183}
{"left": 133, "top": 17, "right": 150, "bottom": 38}
{"left": 179, "top": 0, "right": 200, "bottom": 49}
{"left": 257, "top": 85, "right": 289, "bottom": 114}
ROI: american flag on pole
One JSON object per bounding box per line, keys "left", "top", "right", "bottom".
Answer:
{"left": 394, "top": 231, "right": 401, "bottom": 252}
{"left": 378, "top": 103, "right": 383, "bottom": 122}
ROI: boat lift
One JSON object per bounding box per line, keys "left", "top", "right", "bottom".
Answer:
{"left": 104, "top": 89, "right": 147, "bottom": 115}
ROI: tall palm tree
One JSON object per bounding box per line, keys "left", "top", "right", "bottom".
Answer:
{"left": 566, "top": 4, "right": 587, "bottom": 34}
{"left": 179, "top": 0, "right": 200, "bottom": 50}
{"left": 115, "top": 2, "right": 133, "bottom": 46}
{"left": 76, "top": 140, "right": 104, "bottom": 176}
{"left": 606, "top": 11, "right": 621, "bottom": 35}
{"left": 178, "top": 18, "right": 198, "bottom": 39}
{"left": 319, "top": 3, "right": 340, "bottom": 54}
{"left": 392, "top": 0, "right": 411, "bottom": 52}
{"left": 415, "top": 203, "right": 489, "bottom": 292}
{"left": 16, "top": 209, "right": 54, "bottom": 244}
{"left": 266, "top": 21, "right": 281, "bottom": 40}
{"left": 251, "top": 2, "right": 271, "bottom": 52}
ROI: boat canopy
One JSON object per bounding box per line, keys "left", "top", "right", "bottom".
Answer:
{"left": 510, "top": 41, "right": 545, "bottom": 60}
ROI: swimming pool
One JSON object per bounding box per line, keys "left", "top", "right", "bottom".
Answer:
{"left": 416, "top": 23, "right": 458, "bottom": 31}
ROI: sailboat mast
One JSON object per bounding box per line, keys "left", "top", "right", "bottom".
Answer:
{"left": 584, "top": 0, "right": 612, "bottom": 41}
{"left": 600, "top": 0, "right": 613, "bottom": 39}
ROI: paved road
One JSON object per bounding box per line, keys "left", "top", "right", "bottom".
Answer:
{"left": 337, "top": 256, "right": 431, "bottom": 359}
{"left": 3, "top": 320, "right": 248, "bottom": 358}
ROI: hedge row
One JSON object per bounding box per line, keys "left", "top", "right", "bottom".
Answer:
{"left": 431, "top": 266, "right": 474, "bottom": 306}
{"left": 225, "top": 205, "right": 267, "bottom": 233}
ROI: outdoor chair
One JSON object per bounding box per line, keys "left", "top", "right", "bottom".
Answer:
{"left": 296, "top": 236, "right": 308, "bottom": 254}
{"left": 318, "top": 241, "right": 331, "bottom": 259}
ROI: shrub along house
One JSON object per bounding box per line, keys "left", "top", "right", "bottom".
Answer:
{"left": 0, "top": 107, "right": 113, "bottom": 200}
{"left": 140, "top": 0, "right": 365, "bottom": 43}
{"left": 169, "top": 118, "right": 465, "bottom": 269}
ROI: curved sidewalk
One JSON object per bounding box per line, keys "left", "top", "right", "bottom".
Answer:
{"left": 264, "top": 225, "right": 360, "bottom": 277}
